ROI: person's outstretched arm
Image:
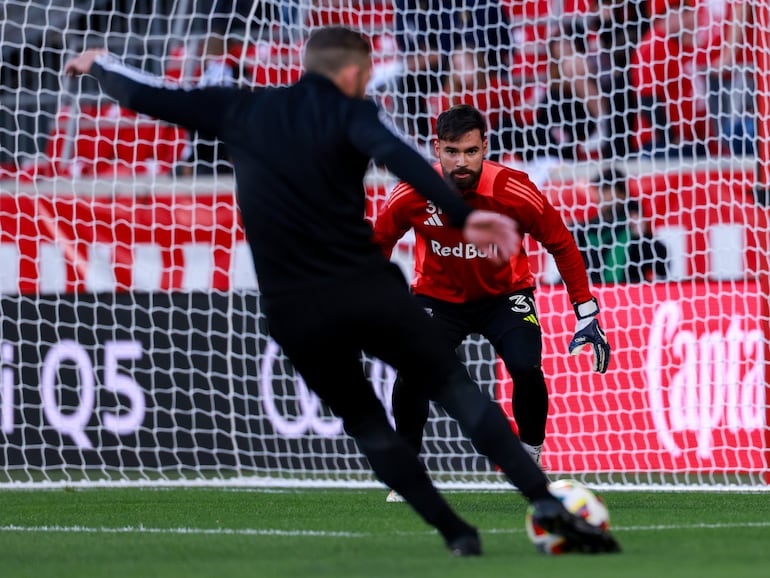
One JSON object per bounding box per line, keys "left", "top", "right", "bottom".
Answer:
{"left": 514, "top": 182, "right": 610, "bottom": 374}
{"left": 64, "top": 49, "right": 242, "bottom": 139}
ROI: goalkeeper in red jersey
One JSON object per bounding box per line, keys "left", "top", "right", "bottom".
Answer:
{"left": 373, "top": 104, "right": 610, "bottom": 499}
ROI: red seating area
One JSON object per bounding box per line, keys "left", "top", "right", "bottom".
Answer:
{"left": 0, "top": 3, "right": 401, "bottom": 183}
{"left": 2, "top": 102, "right": 187, "bottom": 181}
{"left": 304, "top": 1, "right": 394, "bottom": 30}
{"left": 228, "top": 40, "right": 304, "bottom": 87}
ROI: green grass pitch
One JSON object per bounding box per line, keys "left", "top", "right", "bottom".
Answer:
{"left": 0, "top": 487, "right": 768, "bottom": 578}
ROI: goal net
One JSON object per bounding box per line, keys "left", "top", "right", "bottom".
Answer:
{"left": 0, "top": 0, "right": 768, "bottom": 490}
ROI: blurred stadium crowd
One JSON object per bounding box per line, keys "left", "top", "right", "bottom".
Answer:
{"left": 0, "top": 0, "right": 757, "bottom": 180}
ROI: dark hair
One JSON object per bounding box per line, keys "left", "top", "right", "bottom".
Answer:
{"left": 435, "top": 104, "right": 487, "bottom": 142}
{"left": 304, "top": 26, "right": 371, "bottom": 76}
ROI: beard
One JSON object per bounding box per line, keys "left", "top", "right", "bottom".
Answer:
{"left": 449, "top": 168, "right": 482, "bottom": 191}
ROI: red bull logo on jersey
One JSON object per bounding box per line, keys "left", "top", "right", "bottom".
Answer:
{"left": 430, "top": 240, "right": 499, "bottom": 259}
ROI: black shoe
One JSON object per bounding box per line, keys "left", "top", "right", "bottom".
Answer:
{"left": 446, "top": 529, "right": 482, "bottom": 557}
{"left": 530, "top": 498, "right": 621, "bottom": 554}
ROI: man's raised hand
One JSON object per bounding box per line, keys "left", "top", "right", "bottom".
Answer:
{"left": 63, "top": 49, "right": 108, "bottom": 77}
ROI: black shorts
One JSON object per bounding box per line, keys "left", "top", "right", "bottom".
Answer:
{"left": 412, "top": 289, "right": 544, "bottom": 371}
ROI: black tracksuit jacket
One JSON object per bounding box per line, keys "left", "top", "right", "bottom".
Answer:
{"left": 90, "top": 57, "right": 472, "bottom": 299}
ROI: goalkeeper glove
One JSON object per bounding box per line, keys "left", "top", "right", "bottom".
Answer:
{"left": 568, "top": 298, "right": 611, "bottom": 374}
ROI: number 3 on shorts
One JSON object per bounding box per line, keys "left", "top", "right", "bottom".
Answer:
{"left": 508, "top": 294, "right": 532, "bottom": 313}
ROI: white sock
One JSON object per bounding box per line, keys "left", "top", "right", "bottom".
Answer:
{"left": 521, "top": 442, "right": 543, "bottom": 467}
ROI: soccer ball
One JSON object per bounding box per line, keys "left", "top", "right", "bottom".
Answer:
{"left": 525, "top": 479, "right": 610, "bottom": 555}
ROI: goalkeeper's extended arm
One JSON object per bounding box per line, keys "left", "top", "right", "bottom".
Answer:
{"left": 568, "top": 297, "right": 610, "bottom": 374}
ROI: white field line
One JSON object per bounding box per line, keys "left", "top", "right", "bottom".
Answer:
{"left": 1, "top": 520, "right": 769, "bottom": 538}
{"left": 0, "top": 525, "right": 366, "bottom": 537}
{"left": 3, "top": 480, "right": 769, "bottom": 492}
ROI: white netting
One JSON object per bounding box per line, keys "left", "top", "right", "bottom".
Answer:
{"left": 0, "top": 0, "right": 768, "bottom": 489}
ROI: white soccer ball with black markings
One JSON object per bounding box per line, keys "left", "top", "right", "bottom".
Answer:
{"left": 525, "top": 479, "right": 610, "bottom": 555}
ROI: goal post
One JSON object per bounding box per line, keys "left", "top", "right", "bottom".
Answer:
{"left": 0, "top": 0, "right": 768, "bottom": 490}
{"left": 751, "top": 0, "right": 770, "bottom": 483}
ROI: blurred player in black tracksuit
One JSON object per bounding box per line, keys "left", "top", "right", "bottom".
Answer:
{"left": 64, "top": 26, "right": 619, "bottom": 556}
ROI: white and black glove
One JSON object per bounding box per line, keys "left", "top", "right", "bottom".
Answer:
{"left": 568, "top": 297, "right": 610, "bottom": 374}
